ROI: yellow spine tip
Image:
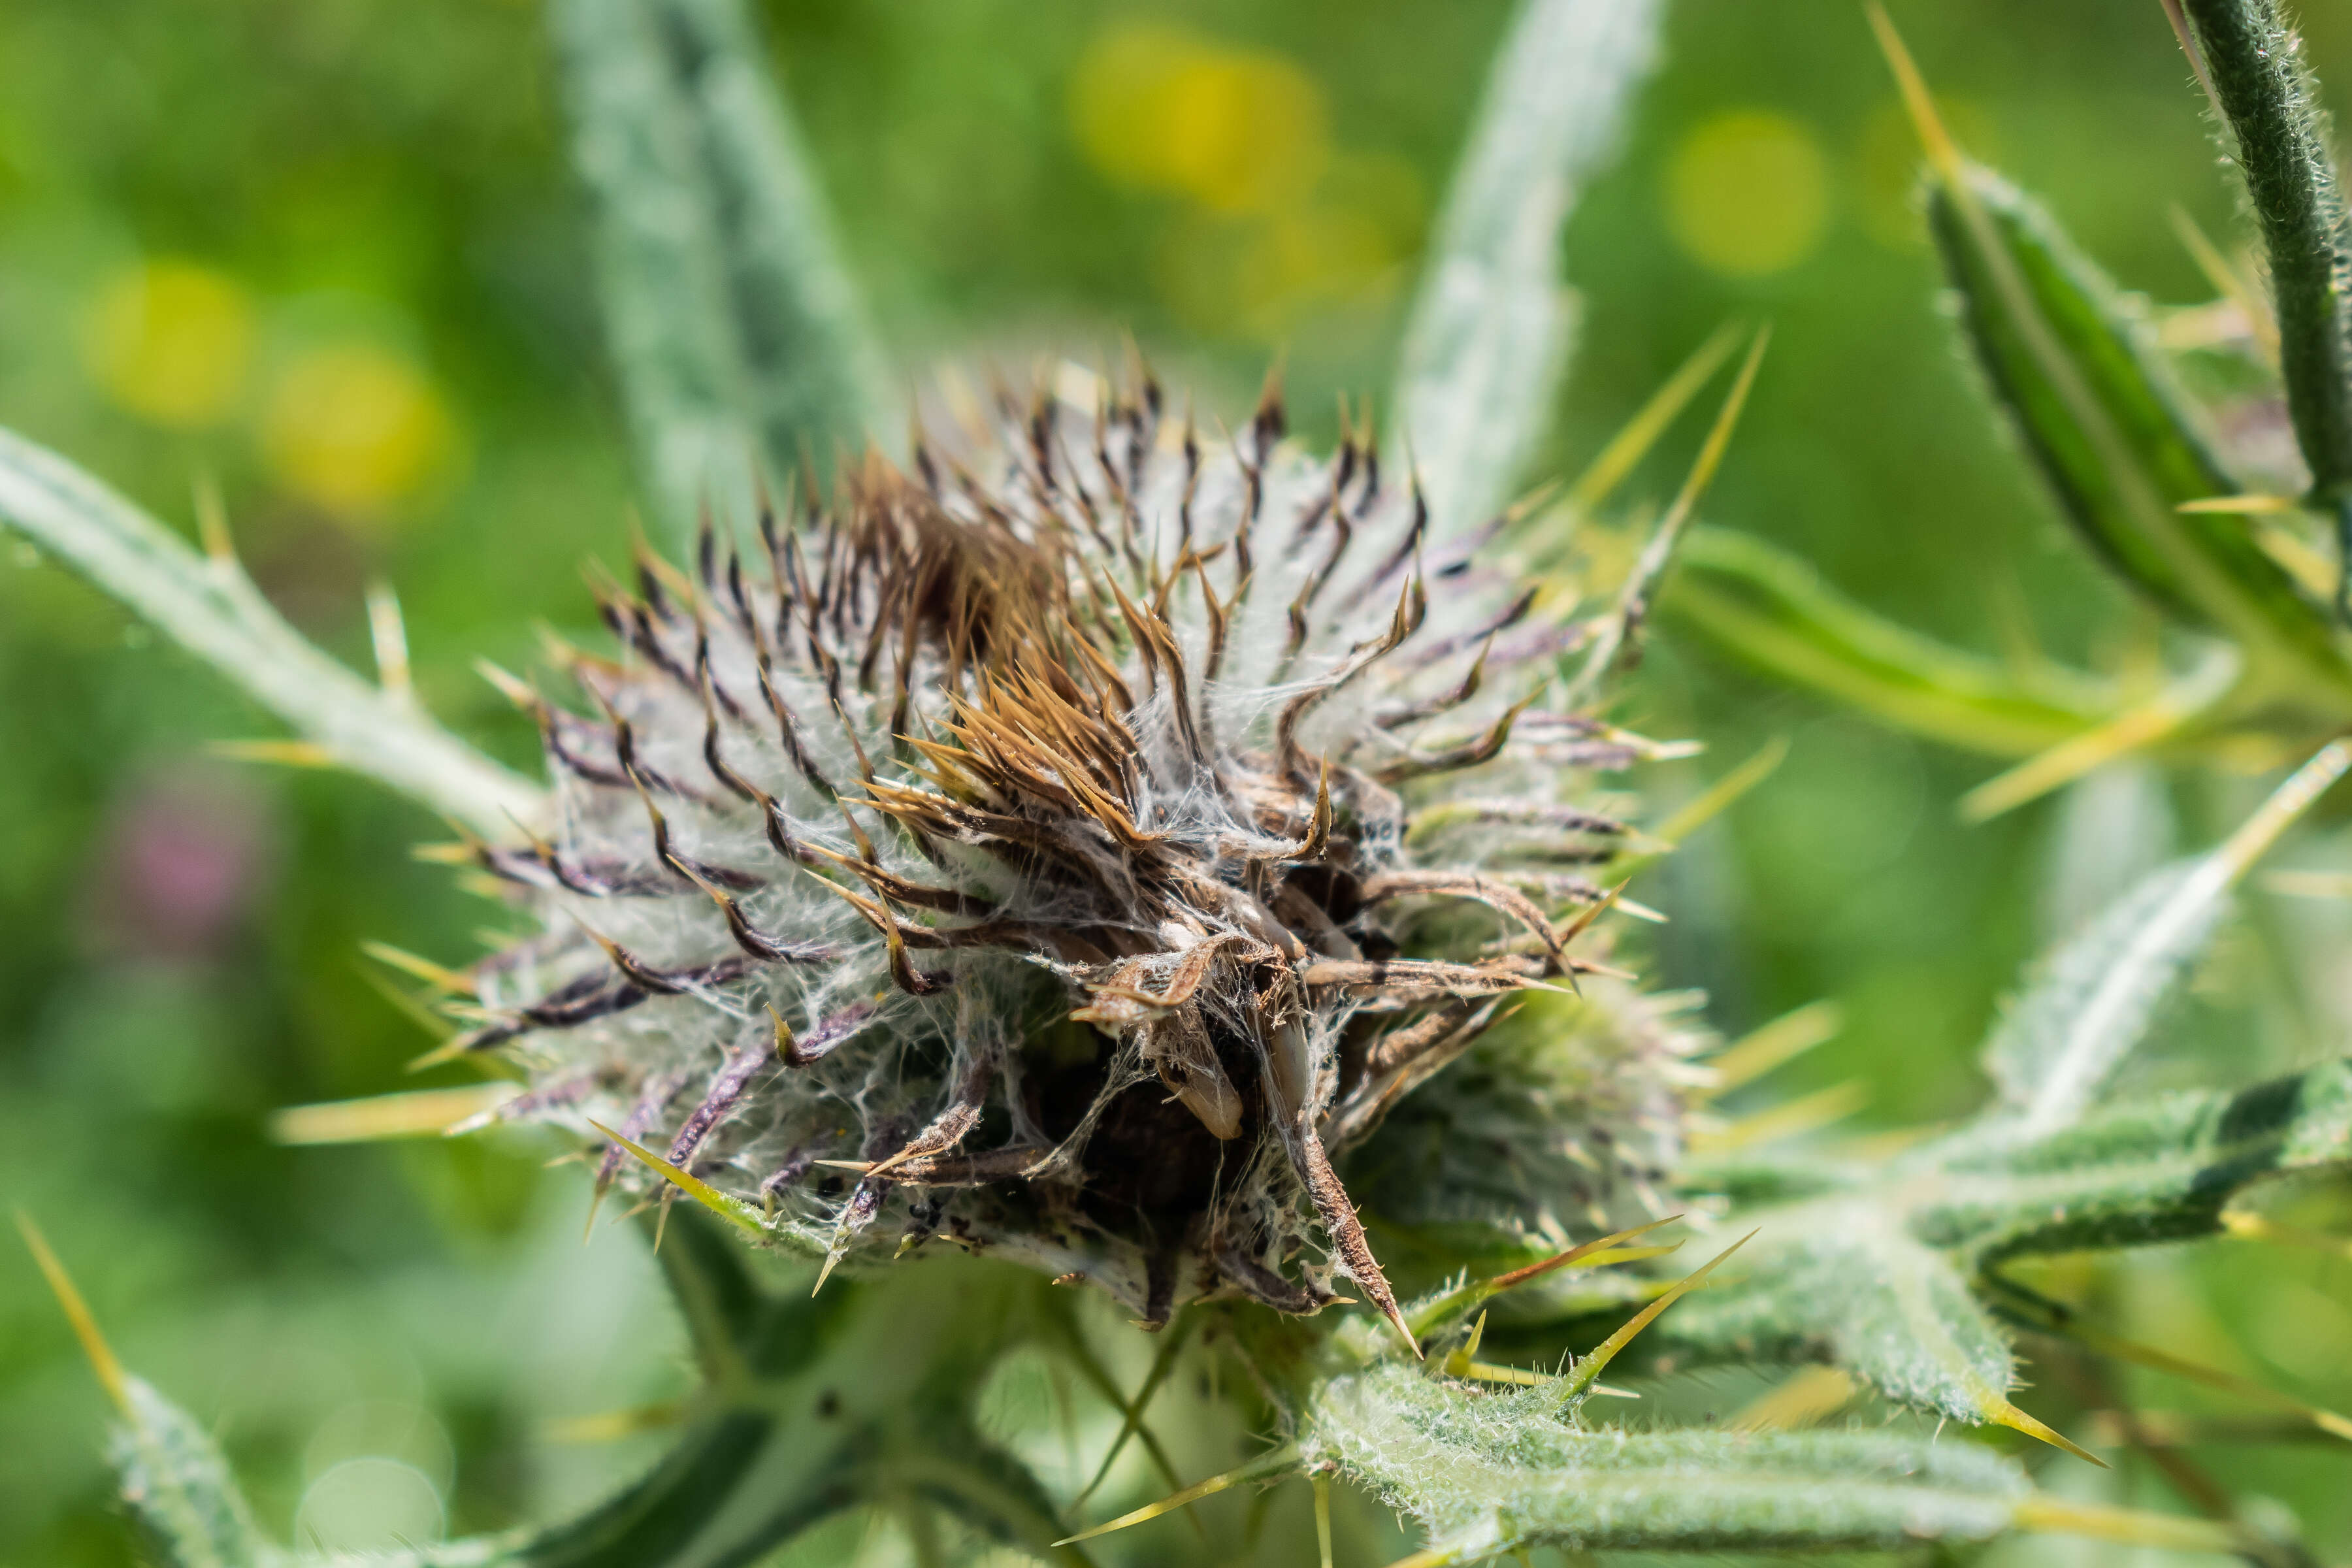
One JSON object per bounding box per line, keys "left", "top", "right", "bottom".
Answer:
{"left": 1866, "top": 2, "right": 1965, "bottom": 182}
{"left": 14, "top": 1210, "right": 131, "bottom": 1418}
{"left": 1989, "top": 1399, "right": 2108, "bottom": 1468}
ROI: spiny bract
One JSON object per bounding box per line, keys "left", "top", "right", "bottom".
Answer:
{"left": 436, "top": 365, "right": 1699, "bottom": 1338}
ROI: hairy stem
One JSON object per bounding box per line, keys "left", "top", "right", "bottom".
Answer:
{"left": 2178, "top": 0, "right": 2352, "bottom": 547}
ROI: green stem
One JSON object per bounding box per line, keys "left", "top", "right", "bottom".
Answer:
{"left": 2178, "top": 0, "right": 2352, "bottom": 571}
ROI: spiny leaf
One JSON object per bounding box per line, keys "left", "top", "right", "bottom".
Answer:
{"left": 1388, "top": 0, "right": 1664, "bottom": 537}
{"left": 1982, "top": 739, "right": 2348, "bottom": 1134}
{"left": 1663, "top": 1052, "right": 2352, "bottom": 1456}
{"left": 1881, "top": 4, "right": 2352, "bottom": 685}
{"left": 0, "top": 428, "right": 545, "bottom": 836}
{"left": 112, "top": 1379, "right": 275, "bottom": 1568}
{"left": 1656, "top": 1208, "right": 2030, "bottom": 1433}
{"left": 1669, "top": 525, "right": 2119, "bottom": 757}
{"left": 24, "top": 1213, "right": 542, "bottom": 1567}
{"left": 551, "top": 0, "right": 890, "bottom": 553}
{"left": 1984, "top": 862, "right": 2227, "bottom": 1125}
{"left": 1913, "top": 1056, "right": 2352, "bottom": 1262}
{"left": 22, "top": 1215, "right": 275, "bottom": 1567}
{"left": 1309, "top": 1362, "right": 2030, "bottom": 1557}
{"left": 1925, "top": 168, "right": 2333, "bottom": 653}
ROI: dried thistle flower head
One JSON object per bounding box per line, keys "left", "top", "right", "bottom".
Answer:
{"left": 438, "top": 365, "right": 1695, "bottom": 1339}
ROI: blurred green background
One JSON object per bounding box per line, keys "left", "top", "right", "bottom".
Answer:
{"left": 3, "top": 1, "right": 2350, "bottom": 1562}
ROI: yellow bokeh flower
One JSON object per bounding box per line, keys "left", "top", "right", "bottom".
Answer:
{"left": 1665, "top": 109, "right": 1832, "bottom": 278}
{"left": 1070, "top": 24, "right": 1328, "bottom": 215}
{"left": 259, "top": 342, "right": 451, "bottom": 517}
{"left": 82, "top": 260, "right": 255, "bottom": 429}
{"left": 1154, "top": 151, "right": 1423, "bottom": 340}
{"left": 1237, "top": 206, "right": 1401, "bottom": 326}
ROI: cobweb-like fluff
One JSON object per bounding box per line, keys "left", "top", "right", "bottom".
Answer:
{"left": 438, "top": 367, "right": 1699, "bottom": 1339}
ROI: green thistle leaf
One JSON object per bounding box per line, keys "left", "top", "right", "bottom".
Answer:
{"left": 1664, "top": 1054, "right": 2352, "bottom": 1435}
{"left": 112, "top": 1378, "right": 274, "bottom": 1568}
{"left": 1389, "top": 0, "right": 1663, "bottom": 537}
{"left": 0, "top": 427, "right": 544, "bottom": 836}
{"left": 552, "top": 0, "right": 890, "bottom": 552}
{"left": 1305, "top": 1361, "right": 2029, "bottom": 1557}
{"left": 1982, "top": 856, "right": 2230, "bottom": 1130}
{"left": 1927, "top": 169, "right": 2312, "bottom": 637}
{"left": 1669, "top": 524, "right": 2118, "bottom": 757}
{"left": 1915, "top": 1057, "right": 2352, "bottom": 1263}
{"left": 1657, "top": 1213, "right": 2021, "bottom": 1429}
{"left": 1984, "top": 738, "right": 2346, "bottom": 1132}
{"left": 1654, "top": 750, "right": 2346, "bottom": 1437}
{"left": 1905, "top": 93, "right": 2352, "bottom": 692}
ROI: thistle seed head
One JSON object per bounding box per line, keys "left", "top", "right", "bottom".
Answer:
{"left": 447, "top": 367, "right": 1697, "bottom": 1330}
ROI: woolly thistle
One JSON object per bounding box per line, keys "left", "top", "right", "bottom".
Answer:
{"left": 25, "top": 1, "right": 2352, "bottom": 1561}
{"left": 429, "top": 367, "right": 1703, "bottom": 1342}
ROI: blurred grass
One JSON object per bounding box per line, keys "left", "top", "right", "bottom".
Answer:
{"left": 1, "top": 0, "right": 2349, "bottom": 1562}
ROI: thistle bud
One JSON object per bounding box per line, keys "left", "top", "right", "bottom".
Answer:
{"left": 448, "top": 369, "right": 1697, "bottom": 1335}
